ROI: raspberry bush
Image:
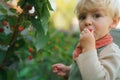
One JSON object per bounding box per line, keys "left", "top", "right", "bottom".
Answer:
{"left": 0, "top": 0, "right": 52, "bottom": 79}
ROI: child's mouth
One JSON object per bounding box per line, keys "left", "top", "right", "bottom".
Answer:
{"left": 89, "top": 29, "right": 93, "bottom": 32}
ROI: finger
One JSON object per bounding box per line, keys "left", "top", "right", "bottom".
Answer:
{"left": 80, "top": 34, "right": 83, "bottom": 39}
{"left": 53, "top": 67, "right": 57, "bottom": 70}
{"left": 84, "top": 28, "right": 90, "bottom": 33}
{"left": 52, "top": 67, "right": 58, "bottom": 72}
{"left": 57, "top": 72, "right": 66, "bottom": 76}
{"left": 84, "top": 28, "right": 94, "bottom": 33}
{"left": 52, "top": 63, "right": 61, "bottom": 68}
{"left": 52, "top": 64, "right": 65, "bottom": 72}
{"left": 81, "top": 28, "right": 88, "bottom": 35}
{"left": 55, "top": 64, "right": 64, "bottom": 69}
{"left": 53, "top": 63, "right": 64, "bottom": 66}
{"left": 53, "top": 69, "right": 57, "bottom": 73}
{"left": 81, "top": 31, "right": 84, "bottom": 35}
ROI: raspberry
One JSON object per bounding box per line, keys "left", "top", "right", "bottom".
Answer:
{"left": 2, "top": 20, "right": 8, "bottom": 26}
{"left": 28, "top": 48, "right": 33, "bottom": 53}
{"left": 0, "top": 28, "right": 4, "bottom": 32}
{"left": 89, "top": 29, "right": 93, "bottom": 32}
{"left": 28, "top": 56, "right": 33, "bottom": 60}
{"left": 18, "top": 26, "right": 24, "bottom": 31}
{"left": 26, "top": 5, "right": 32, "bottom": 10}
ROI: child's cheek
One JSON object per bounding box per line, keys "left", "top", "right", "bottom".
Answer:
{"left": 79, "top": 26, "right": 84, "bottom": 32}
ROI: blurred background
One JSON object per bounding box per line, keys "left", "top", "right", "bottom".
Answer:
{"left": 14, "top": 0, "right": 79, "bottom": 80}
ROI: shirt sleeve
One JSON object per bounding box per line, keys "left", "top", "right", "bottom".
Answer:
{"left": 75, "top": 45, "right": 120, "bottom": 80}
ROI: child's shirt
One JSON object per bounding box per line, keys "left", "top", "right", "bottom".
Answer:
{"left": 68, "top": 43, "right": 120, "bottom": 80}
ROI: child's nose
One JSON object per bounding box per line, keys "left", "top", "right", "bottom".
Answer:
{"left": 84, "top": 17, "right": 93, "bottom": 26}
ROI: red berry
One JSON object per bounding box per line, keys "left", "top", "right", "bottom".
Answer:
{"left": 18, "top": 26, "right": 24, "bottom": 31}
{"left": 2, "top": 20, "right": 8, "bottom": 26}
{"left": 89, "top": 29, "right": 93, "bottom": 32}
{"left": 28, "top": 56, "right": 33, "bottom": 60}
{"left": 26, "top": 5, "right": 32, "bottom": 10}
{"left": 28, "top": 48, "right": 33, "bottom": 53}
{"left": 0, "top": 28, "right": 4, "bottom": 32}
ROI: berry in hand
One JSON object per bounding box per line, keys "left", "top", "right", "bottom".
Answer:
{"left": 89, "top": 29, "right": 93, "bottom": 32}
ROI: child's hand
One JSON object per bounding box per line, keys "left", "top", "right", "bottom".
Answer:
{"left": 80, "top": 28, "right": 95, "bottom": 53}
{"left": 52, "top": 63, "right": 70, "bottom": 77}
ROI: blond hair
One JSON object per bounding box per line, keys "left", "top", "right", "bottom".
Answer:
{"left": 75, "top": 0, "right": 120, "bottom": 19}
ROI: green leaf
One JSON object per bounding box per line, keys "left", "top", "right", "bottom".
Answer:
{"left": 18, "top": 67, "right": 30, "bottom": 77}
{"left": 31, "top": 18, "right": 49, "bottom": 51}
{"left": 22, "top": 20, "right": 31, "bottom": 28}
{"left": 41, "top": 3, "right": 50, "bottom": 23}
{"left": 9, "top": 8, "right": 17, "bottom": 14}
{"left": 30, "top": 18, "right": 43, "bottom": 32}
{"left": 17, "top": 0, "right": 26, "bottom": 8}
{"left": 27, "top": 0, "right": 35, "bottom": 5}
{"left": 35, "top": 0, "right": 43, "bottom": 14}
{"left": 7, "top": 68, "right": 17, "bottom": 80}
{"left": 33, "top": 33, "right": 48, "bottom": 52}
{"left": 0, "top": 5, "right": 7, "bottom": 15}
{"left": 0, "top": 50, "right": 6, "bottom": 65}
{"left": 47, "top": 0, "right": 54, "bottom": 11}
{"left": 0, "top": 68, "right": 17, "bottom": 80}
{"left": 41, "top": 4, "right": 50, "bottom": 34}
{"left": 0, "top": 33, "right": 13, "bottom": 45}
{"left": 0, "top": 68, "right": 7, "bottom": 80}
{"left": 0, "top": 15, "right": 6, "bottom": 20}
{"left": 6, "top": 15, "right": 18, "bottom": 26}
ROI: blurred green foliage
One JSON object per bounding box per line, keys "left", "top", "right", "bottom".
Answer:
{"left": 17, "top": 26, "right": 80, "bottom": 80}
{"left": 0, "top": 0, "right": 80, "bottom": 80}
{"left": 16, "top": 0, "right": 80, "bottom": 80}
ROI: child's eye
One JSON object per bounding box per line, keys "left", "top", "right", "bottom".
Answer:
{"left": 78, "top": 15, "right": 86, "bottom": 20}
{"left": 93, "top": 13, "right": 101, "bottom": 18}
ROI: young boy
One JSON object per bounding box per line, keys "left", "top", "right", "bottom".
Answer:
{"left": 52, "top": 0, "right": 120, "bottom": 80}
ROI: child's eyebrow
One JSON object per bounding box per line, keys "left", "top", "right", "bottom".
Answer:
{"left": 89, "top": 9, "right": 105, "bottom": 14}
{"left": 78, "top": 8, "right": 105, "bottom": 17}
{"left": 79, "top": 10, "right": 98, "bottom": 16}
{"left": 89, "top": 9, "right": 102, "bottom": 13}
{"left": 79, "top": 9, "right": 99, "bottom": 14}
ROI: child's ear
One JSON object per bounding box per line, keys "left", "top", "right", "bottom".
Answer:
{"left": 110, "top": 18, "right": 120, "bottom": 29}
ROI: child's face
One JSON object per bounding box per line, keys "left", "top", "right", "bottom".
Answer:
{"left": 78, "top": 9, "right": 114, "bottom": 40}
